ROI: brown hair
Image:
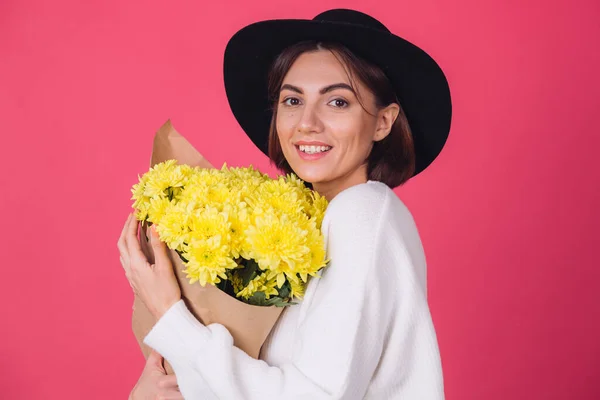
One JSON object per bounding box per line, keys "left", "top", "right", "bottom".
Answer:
{"left": 267, "top": 41, "right": 416, "bottom": 188}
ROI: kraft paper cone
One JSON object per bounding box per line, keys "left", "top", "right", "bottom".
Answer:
{"left": 131, "top": 120, "right": 284, "bottom": 375}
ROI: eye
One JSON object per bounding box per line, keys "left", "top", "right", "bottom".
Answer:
{"left": 281, "top": 97, "right": 301, "bottom": 107}
{"left": 328, "top": 98, "right": 349, "bottom": 108}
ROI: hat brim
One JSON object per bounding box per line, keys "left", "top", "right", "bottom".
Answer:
{"left": 223, "top": 19, "right": 452, "bottom": 178}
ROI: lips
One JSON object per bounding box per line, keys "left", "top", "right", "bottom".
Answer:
{"left": 297, "top": 144, "right": 332, "bottom": 154}
{"left": 295, "top": 141, "right": 332, "bottom": 147}
{"left": 295, "top": 144, "right": 332, "bottom": 161}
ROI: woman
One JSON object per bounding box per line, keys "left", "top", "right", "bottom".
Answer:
{"left": 118, "top": 8, "right": 452, "bottom": 399}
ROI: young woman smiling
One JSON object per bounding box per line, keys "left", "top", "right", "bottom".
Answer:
{"left": 118, "top": 8, "right": 452, "bottom": 400}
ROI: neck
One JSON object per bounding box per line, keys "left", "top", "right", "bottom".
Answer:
{"left": 312, "top": 164, "right": 369, "bottom": 202}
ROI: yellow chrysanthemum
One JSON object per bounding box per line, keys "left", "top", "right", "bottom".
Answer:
{"left": 308, "top": 190, "right": 328, "bottom": 226}
{"left": 245, "top": 176, "right": 307, "bottom": 217}
{"left": 131, "top": 177, "right": 148, "bottom": 203}
{"left": 245, "top": 211, "right": 310, "bottom": 287}
{"left": 289, "top": 277, "right": 306, "bottom": 299}
{"left": 154, "top": 202, "right": 193, "bottom": 251}
{"left": 297, "top": 226, "right": 329, "bottom": 279}
{"left": 222, "top": 203, "right": 250, "bottom": 259}
{"left": 182, "top": 235, "right": 237, "bottom": 286}
{"left": 175, "top": 181, "right": 208, "bottom": 210}
{"left": 131, "top": 175, "right": 150, "bottom": 220}
{"left": 226, "top": 164, "right": 269, "bottom": 184}
{"left": 286, "top": 173, "right": 313, "bottom": 197}
{"left": 187, "top": 168, "right": 222, "bottom": 189}
{"left": 236, "top": 272, "right": 279, "bottom": 300}
{"left": 206, "top": 182, "right": 239, "bottom": 209}
{"left": 147, "top": 196, "right": 172, "bottom": 225}
{"left": 131, "top": 161, "right": 195, "bottom": 220}
{"left": 134, "top": 201, "right": 151, "bottom": 222}
{"left": 188, "top": 206, "right": 231, "bottom": 243}
{"left": 230, "top": 270, "right": 245, "bottom": 293}
{"left": 142, "top": 160, "right": 186, "bottom": 198}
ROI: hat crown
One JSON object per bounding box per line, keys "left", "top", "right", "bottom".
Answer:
{"left": 313, "top": 9, "right": 390, "bottom": 34}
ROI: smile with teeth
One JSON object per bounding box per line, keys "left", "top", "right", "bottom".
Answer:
{"left": 298, "top": 145, "right": 332, "bottom": 154}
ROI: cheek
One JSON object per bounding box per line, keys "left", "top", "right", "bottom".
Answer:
{"left": 276, "top": 119, "right": 297, "bottom": 161}
{"left": 276, "top": 113, "right": 296, "bottom": 141}
{"left": 329, "top": 118, "right": 369, "bottom": 150}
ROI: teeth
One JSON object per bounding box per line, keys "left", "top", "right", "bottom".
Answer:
{"left": 299, "top": 145, "right": 332, "bottom": 154}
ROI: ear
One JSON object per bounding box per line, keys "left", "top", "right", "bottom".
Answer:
{"left": 373, "top": 103, "right": 400, "bottom": 142}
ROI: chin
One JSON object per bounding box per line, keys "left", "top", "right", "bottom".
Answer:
{"left": 291, "top": 168, "right": 328, "bottom": 185}
{"left": 285, "top": 153, "right": 335, "bottom": 185}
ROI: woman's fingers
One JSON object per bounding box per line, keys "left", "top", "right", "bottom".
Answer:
{"left": 157, "top": 374, "right": 179, "bottom": 389}
{"left": 150, "top": 226, "right": 171, "bottom": 267}
{"left": 130, "top": 349, "right": 184, "bottom": 400}
{"left": 118, "top": 214, "right": 133, "bottom": 272}
{"left": 118, "top": 214, "right": 131, "bottom": 254}
{"left": 126, "top": 214, "right": 148, "bottom": 269}
{"left": 126, "top": 213, "right": 141, "bottom": 251}
{"left": 159, "top": 391, "right": 184, "bottom": 400}
{"left": 146, "top": 349, "right": 165, "bottom": 371}
{"left": 120, "top": 213, "right": 132, "bottom": 240}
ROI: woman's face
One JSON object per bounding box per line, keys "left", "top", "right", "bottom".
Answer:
{"left": 276, "top": 50, "right": 395, "bottom": 200}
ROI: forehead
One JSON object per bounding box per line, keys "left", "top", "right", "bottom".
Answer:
{"left": 282, "top": 50, "right": 351, "bottom": 85}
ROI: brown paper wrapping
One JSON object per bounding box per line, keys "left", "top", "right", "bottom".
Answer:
{"left": 131, "top": 120, "right": 284, "bottom": 375}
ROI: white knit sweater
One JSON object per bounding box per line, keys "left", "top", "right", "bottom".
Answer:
{"left": 144, "top": 180, "right": 445, "bottom": 399}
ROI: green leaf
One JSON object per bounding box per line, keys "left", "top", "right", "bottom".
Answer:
{"left": 238, "top": 259, "right": 260, "bottom": 287}
{"left": 246, "top": 291, "right": 268, "bottom": 306}
{"left": 277, "top": 280, "right": 291, "bottom": 300}
{"left": 246, "top": 292, "right": 296, "bottom": 308}
{"left": 216, "top": 278, "right": 236, "bottom": 297}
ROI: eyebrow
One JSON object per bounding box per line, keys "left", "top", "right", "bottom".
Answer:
{"left": 280, "top": 83, "right": 356, "bottom": 95}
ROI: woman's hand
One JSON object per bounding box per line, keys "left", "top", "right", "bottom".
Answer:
{"left": 129, "top": 350, "right": 184, "bottom": 400}
{"left": 117, "top": 213, "right": 182, "bottom": 320}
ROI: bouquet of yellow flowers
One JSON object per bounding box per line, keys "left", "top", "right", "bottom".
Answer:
{"left": 129, "top": 120, "right": 329, "bottom": 374}
{"left": 130, "top": 160, "right": 329, "bottom": 307}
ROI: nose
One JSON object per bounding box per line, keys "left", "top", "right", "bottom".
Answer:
{"left": 297, "top": 103, "right": 323, "bottom": 134}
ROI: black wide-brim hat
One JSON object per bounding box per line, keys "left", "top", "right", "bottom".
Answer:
{"left": 223, "top": 8, "right": 452, "bottom": 178}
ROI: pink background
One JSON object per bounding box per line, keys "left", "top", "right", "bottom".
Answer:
{"left": 1, "top": 0, "right": 598, "bottom": 398}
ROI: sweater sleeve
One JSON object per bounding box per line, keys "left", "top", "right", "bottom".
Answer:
{"left": 143, "top": 187, "right": 440, "bottom": 399}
